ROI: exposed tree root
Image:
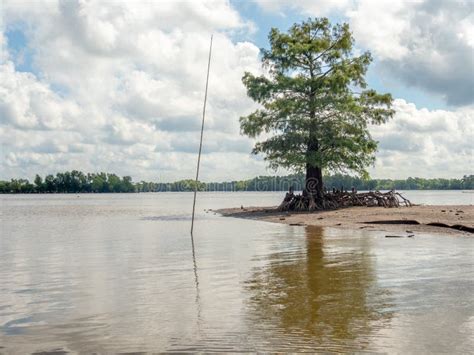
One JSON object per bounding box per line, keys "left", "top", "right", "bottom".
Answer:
{"left": 363, "top": 220, "right": 474, "bottom": 234}
{"left": 278, "top": 190, "right": 412, "bottom": 212}
{"left": 365, "top": 220, "right": 420, "bottom": 225}
{"left": 427, "top": 223, "right": 474, "bottom": 233}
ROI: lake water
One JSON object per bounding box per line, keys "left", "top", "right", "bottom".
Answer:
{"left": 0, "top": 191, "right": 473, "bottom": 353}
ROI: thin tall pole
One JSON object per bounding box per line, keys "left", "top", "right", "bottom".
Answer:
{"left": 191, "top": 35, "right": 213, "bottom": 236}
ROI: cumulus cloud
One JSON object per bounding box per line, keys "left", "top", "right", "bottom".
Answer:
{"left": 0, "top": 0, "right": 267, "bottom": 181}
{"left": 253, "top": 0, "right": 353, "bottom": 16}
{"left": 370, "top": 99, "right": 474, "bottom": 178}
{"left": 0, "top": 62, "right": 80, "bottom": 130}
{"left": 0, "top": 0, "right": 472, "bottom": 182}
{"left": 255, "top": 0, "right": 474, "bottom": 107}
{"left": 349, "top": 0, "right": 474, "bottom": 107}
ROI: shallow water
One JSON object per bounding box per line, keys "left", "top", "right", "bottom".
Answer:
{"left": 0, "top": 192, "right": 473, "bottom": 353}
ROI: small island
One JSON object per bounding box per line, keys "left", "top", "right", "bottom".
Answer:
{"left": 217, "top": 205, "right": 474, "bottom": 236}
{"left": 213, "top": 19, "right": 473, "bottom": 238}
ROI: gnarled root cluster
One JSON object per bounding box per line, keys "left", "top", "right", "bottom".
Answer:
{"left": 278, "top": 190, "right": 412, "bottom": 212}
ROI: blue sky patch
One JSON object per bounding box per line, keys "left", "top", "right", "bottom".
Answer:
{"left": 5, "top": 27, "right": 36, "bottom": 74}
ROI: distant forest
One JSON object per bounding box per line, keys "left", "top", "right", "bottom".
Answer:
{"left": 1, "top": 171, "right": 473, "bottom": 193}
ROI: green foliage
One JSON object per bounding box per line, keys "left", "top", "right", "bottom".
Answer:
{"left": 461, "top": 175, "right": 474, "bottom": 189}
{"left": 0, "top": 172, "right": 471, "bottom": 193}
{"left": 135, "top": 179, "right": 206, "bottom": 192}
{"left": 0, "top": 171, "right": 135, "bottom": 193}
{"left": 34, "top": 174, "right": 44, "bottom": 192}
{"left": 240, "top": 18, "right": 394, "bottom": 178}
{"left": 321, "top": 174, "right": 469, "bottom": 191}
{"left": 113, "top": 173, "right": 474, "bottom": 192}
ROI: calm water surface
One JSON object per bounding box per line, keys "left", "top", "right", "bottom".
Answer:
{"left": 0, "top": 192, "right": 473, "bottom": 353}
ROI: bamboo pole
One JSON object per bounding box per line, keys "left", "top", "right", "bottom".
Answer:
{"left": 191, "top": 35, "right": 213, "bottom": 236}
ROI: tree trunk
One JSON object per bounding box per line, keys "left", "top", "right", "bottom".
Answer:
{"left": 306, "top": 126, "right": 323, "bottom": 199}
{"left": 306, "top": 82, "right": 323, "bottom": 200}
{"left": 306, "top": 163, "right": 323, "bottom": 199}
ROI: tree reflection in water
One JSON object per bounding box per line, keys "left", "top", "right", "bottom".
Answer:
{"left": 244, "top": 226, "right": 394, "bottom": 352}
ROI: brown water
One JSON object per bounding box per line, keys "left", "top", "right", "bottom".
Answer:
{"left": 0, "top": 192, "right": 473, "bottom": 353}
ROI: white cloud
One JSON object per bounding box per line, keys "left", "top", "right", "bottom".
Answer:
{"left": 350, "top": 0, "right": 474, "bottom": 106}
{"left": 0, "top": 0, "right": 471, "bottom": 182}
{"left": 347, "top": 0, "right": 416, "bottom": 60}
{"left": 255, "top": 0, "right": 474, "bottom": 106}
{"left": 0, "top": 0, "right": 269, "bottom": 181}
{"left": 253, "top": 0, "right": 353, "bottom": 16}
{"left": 0, "top": 62, "right": 80, "bottom": 130}
{"left": 369, "top": 99, "right": 474, "bottom": 179}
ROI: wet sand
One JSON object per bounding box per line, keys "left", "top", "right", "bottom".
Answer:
{"left": 216, "top": 205, "right": 474, "bottom": 236}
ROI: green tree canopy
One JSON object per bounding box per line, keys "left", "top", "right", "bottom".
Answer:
{"left": 240, "top": 18, "right": 394, "bottom": 199}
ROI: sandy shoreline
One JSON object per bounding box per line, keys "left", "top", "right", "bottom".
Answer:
{"left": 215, "top": 205, "right": 474, "bottom": 236}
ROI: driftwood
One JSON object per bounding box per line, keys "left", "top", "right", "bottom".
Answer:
{"left": 278, "top": 190, "right": 412, "bottom": 212}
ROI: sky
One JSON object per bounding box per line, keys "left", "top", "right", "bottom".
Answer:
{"left": 0, "top": 0, "right": 473, "bottom": 182}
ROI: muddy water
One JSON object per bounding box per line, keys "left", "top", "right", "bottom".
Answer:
{"left": 0, "top": 193, "right": 472, "bottom": 353}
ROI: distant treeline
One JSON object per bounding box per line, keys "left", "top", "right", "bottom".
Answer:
{"left": 0, "top": 171, "right": 134, "bottom": 193}
{"left": 1, "top": 171, "right": 473, "bottom": 194}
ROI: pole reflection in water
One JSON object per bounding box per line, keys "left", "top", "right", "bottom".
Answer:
{"left": 244, "top": 225, "right": 394, "bottom": 352}
{"left": 191, "top": 234, "right": 202, "bottom": 328}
